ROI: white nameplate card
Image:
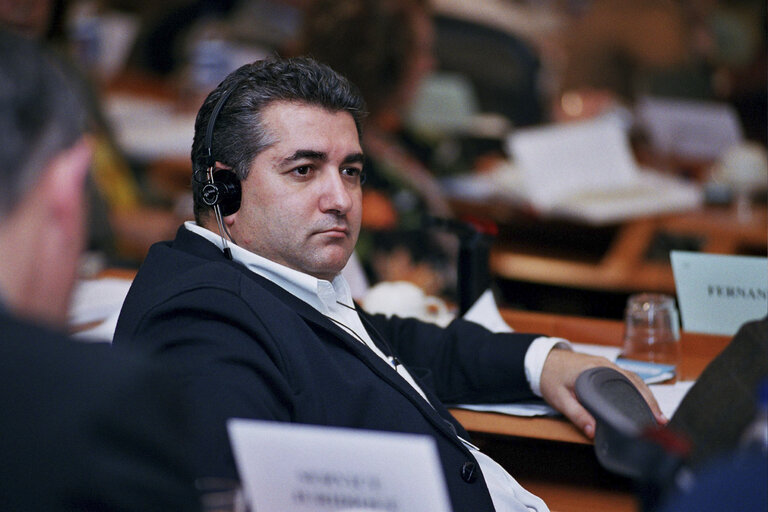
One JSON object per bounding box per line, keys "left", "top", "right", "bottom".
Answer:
{"left": 671, "top": 251, "right": 767, "bottom": 335}
{"left": 227, "top": 419, "right": 453, "bottom": 512}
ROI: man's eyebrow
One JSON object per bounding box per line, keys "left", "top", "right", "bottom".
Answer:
{"left": 280, "top": 150, "right": 365, "bottom": 165}
{"left": 342, "top": 152, "right": 365, "bottom": 165}
{"left": 282, "top": 149, "right": 326, "bottom": 164}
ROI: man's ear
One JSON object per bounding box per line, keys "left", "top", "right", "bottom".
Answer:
{"left": 223, "top": 209, "right": 237, "bottom": 227}
{"left": 45, "top": 137, "right": 92, "bottom": 220}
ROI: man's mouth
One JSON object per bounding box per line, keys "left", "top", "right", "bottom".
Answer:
{"left": 316, "top": 226, "right": 348, "bottom": 236}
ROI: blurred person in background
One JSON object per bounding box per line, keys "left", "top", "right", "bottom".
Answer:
{"left": 294, "top": 0, "right": 457, "bottom": 297}
{"left": 551, "top": 0, "right": 766, "bottom": 145}
{"left": 0, "top": 0, "right": 186, "bottom": 267}
{"left": 0, "top": 28, "right": 199, "bottom": 511}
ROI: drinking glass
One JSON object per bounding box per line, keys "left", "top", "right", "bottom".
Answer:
{"left": 622, "top": 293, "right": 681, "bottom": 382}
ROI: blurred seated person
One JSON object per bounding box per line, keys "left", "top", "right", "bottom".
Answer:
{"left": 551, "top": 0, "right": 764, "bottom": 122}
{"left": 293, "top": 0, "right": 456, "bottom": 297}
{"left": 0, "top": 0, "right": 187, "bottom": 265}
{"left": 127, "top": 0, "right": 305, "bottom": 81}
{"left": 0, "top": 28, "right": 199, "bottom": 511}
{"left": 126, "top": 0, "right": 238, "bottom": 77}
{"left": 555, "top": 0, "right": 696, "bottom": 104}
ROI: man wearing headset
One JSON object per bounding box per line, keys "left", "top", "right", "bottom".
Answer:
{"left": 114, "top": 56, "right": 663, "bottom": 512}
{"left": 0, "top": 30, "right": 200, "bottom": 510}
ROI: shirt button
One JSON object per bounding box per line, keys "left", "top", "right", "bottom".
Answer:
{"left": 460, "top": 461, "right": 478, "bottom": 483}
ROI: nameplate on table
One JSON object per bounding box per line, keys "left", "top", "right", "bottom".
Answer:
{"left": 227, "top": 419, "right": 452, "bottom": 512}
{"left": 671, "top": 251, "right": 767, "bottom": 335}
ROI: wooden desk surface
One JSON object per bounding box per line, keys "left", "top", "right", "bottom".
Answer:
{"left": 451, "top": 198, "right": 767, "bottom": 295}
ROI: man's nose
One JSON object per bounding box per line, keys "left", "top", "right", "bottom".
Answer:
{"left": 318, "top": 169, "right": 353, "bottom": 214}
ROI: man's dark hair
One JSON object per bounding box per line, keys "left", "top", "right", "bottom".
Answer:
{"left": 0, "top": 29, "right": 86, "bottom": 216}
{"left": 191, "top": 56, "right": 367, "bottom": 221}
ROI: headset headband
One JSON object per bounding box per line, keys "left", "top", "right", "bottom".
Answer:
{"left": 205, "top": 83, "right": 239, "bottom": 168}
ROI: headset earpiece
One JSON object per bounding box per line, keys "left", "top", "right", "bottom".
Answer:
{"left": 201, "top": 169, "right": 241, "bottom": 216}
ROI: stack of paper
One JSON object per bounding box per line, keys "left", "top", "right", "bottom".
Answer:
{"left": 505, "top": 117, "right": 704, "bottom": 225}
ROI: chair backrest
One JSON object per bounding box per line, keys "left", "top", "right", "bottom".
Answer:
{"left": 433, "top": 14, "right": 543, "bottom": 128}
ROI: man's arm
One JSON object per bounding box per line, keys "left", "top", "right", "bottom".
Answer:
{"left": 364, "top": 313, "right": 541, "bottom": 404}
{"left": 365, "top": 312, "right": 664, "bottom": 438}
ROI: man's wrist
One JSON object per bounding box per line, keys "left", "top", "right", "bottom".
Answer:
{"left": 524, "top": 337, "right": 573, "bottom": 396}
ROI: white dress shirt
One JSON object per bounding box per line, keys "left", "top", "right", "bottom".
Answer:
{"left": 186, "top": 222, "right": 562, "bottom": 511}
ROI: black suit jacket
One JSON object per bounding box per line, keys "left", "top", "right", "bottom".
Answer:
{"left": 0, "top": 309, "right": 200, "bottom": 511}
{"left": 114, "top": 226, "right": 543, "bottom": 512}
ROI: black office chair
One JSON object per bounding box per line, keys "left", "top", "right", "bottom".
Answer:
{"left": 433, "top": 14, "right": 544, "bottom": 128}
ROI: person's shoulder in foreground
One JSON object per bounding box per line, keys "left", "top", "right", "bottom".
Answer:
{"left": 669, "top": 314, "right": 768, "bottom": 466}
{"left": 0, "top": 310, "right": 200, "bottom": 511}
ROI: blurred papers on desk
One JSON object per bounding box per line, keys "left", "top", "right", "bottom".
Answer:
{"left": 508, "top": 117, "right": 704, "bottom": 224}
{"left": 68, "top": 278, "right": 132, "bottom": 342}
{"left": 104, "top": 94, "right": 196, "bottom": 162}
{"left": 443, "top": 117, "right": 703, "bottom": 225}
{"left": 454, "top": 381, "right": 693, "bottom": 420}
{"left": 636, "top": 97, "right": 743, "bottom": 162}
{"left": 671, "top": 251, "right": 768, "bottom": 336}
{"left": 453, "top": 343, "right": 687, "bottom": 418}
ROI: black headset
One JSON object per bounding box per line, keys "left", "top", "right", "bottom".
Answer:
{"left": 195, "top": 82, "right": 243, "bottom": 259}
{"left": 198, "top": 84, "right": 242, "bottom": 216}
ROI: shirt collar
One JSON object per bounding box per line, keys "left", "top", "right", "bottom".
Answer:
{"left": 184, "top": 221, "right": 352, "bottom": 314}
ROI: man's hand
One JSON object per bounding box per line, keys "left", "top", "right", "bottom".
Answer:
{"left": 539, "top": 349, "right": 667, "bottom": 439}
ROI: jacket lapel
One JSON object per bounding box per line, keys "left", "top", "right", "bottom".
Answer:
{"left": 174, "top": 226, "right": 468, "bottom": 449}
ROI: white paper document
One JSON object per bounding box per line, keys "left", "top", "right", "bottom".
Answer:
{"left": 453, "top": 343, "right": 622, "bottom": 417}
{"left": 227, "top": 419, "right": 452, "bottom": 512}
{"left": 636, "top": 96, "right": 743, "bottom": 161}
{"left": 68, "top": 278, "right": 132, "bottom": 327}
{"left": 671, "top": 251, "right": 767, "bottom": 335}
{"left": 105, "top": 94, "right": 196, "bottom": 162}
{"left": 650, "top": 381, "right": 696, "bottom": 419}
{"left": 506, "top": 117, "right": 703, "bottom": 224}
{"left": 462, "top": 289, "right": 514, "bottom": 333}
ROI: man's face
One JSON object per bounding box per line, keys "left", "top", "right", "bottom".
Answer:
{"left": 225, "top": 101, "right": 364, "bottom": 281}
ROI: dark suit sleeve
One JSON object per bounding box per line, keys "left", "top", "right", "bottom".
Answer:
{"left": 364, "top": 312, "right": 541, "bottom": 404}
